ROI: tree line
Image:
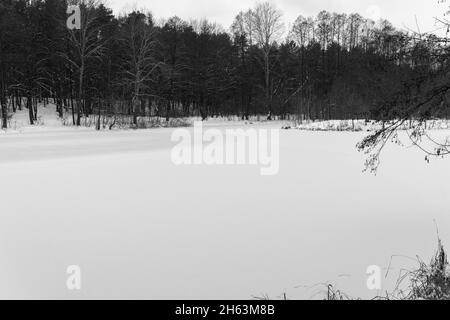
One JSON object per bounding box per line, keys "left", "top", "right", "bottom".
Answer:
{"left": 0, "top": 0, "right": 447, "bottom": 129}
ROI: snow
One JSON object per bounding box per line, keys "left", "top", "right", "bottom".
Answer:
{"left": 1, "top": 107, "right": 450, "bottom": 299}
{"left": 3, "top": 104, "right": 69, "bottom": 133}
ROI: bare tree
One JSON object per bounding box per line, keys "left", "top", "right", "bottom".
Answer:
{"left": 62, "top": 0, "right": 107, "bottom": 126}
{"left": 290, "top": 16, "right": 314, "bottom": 48}
{"left": 251, "top": 2, "right": 284, "bottom": 119}
{"left": 231, "top": 10, "right": 255, "bottom": 45}
{"left": 119, "top": 11, "right": 159, "bottom": 126}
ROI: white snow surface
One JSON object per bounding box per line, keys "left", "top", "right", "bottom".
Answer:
{"left": 0, "top": 107, "right": 450, "bottom": 299}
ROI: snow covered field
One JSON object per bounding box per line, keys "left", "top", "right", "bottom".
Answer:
{"left": 0, "top": 120, "right": 450, "bottom": 299}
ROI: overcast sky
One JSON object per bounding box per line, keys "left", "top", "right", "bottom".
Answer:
{"left": 107, "top": 0, "right": 447, "bottom": 34}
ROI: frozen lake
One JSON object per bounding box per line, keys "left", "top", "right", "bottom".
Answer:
{"left": 0, "top": 124, "right": 449, "bottom": 299}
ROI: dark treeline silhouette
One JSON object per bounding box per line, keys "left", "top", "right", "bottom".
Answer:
{"left": 0, "top": 0, "right": 447, "bottom": 129}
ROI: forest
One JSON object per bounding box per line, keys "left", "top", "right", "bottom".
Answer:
{"left": 0, "top": 0, "right": 449, "bottom": 129}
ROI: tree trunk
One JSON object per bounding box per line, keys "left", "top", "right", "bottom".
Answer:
{"left": 71, "top": 96, "right": 75, "bottom": 125}
{"left": 96, "top": 99, "right": 101, "bottom": 130}
{"left": 132, "top": 97, "right": 138, "bottom": 126}
{"left": 1, "top": 90, "right": 7, "bottom": 129}
{"left": 27, "top": 94, "right": 34, "bottom": 125}
{"left": 33, "top": 96, "right": 38, "bottom": 121}
{"left": 77, "top": 62, "right": 84, "bottom": 126}
{"left": 265, "top": 51, "right": 271, "bottom": 119}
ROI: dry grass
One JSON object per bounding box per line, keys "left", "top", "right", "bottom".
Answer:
{"left": 392, "top": 239, "right": 450, "bottom": 300}
{"left": 324, "top": 239, "right": 450, "bottom": 301}
{"left": 325, "top": 285, "right": 356, "bottom": 301}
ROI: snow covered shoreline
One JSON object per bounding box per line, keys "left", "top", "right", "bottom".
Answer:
{"left": 285, "top": 119, "right": 450, "bottom": 132}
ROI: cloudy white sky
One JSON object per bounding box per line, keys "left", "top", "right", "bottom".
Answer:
{"left": 107, "top": 0, "right": 447, "bottom": 34}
